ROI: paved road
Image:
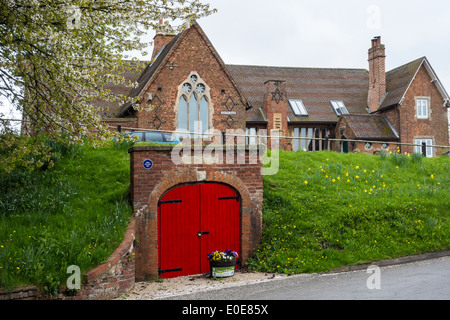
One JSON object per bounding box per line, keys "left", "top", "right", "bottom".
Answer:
{"left": 162, "top": 256, "right": 450, "bottom": 300}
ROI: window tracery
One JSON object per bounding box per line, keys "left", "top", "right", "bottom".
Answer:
{"left": 176, "top": 72, "right": 212, "bottom": 135}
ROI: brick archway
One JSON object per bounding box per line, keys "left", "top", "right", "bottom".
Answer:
{"left": 149, "top": 171, "right": 252, "bottom": 212}
{"left": 129, "top": 145, "right": 263, "bottom": 281}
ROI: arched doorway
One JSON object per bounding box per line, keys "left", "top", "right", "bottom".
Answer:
{"left": 157, "top": 183, "right": 241, "bottom": 278}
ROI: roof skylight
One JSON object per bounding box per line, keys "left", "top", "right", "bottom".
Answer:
{"left": 289, "top": 99, "right": 308, "bottom": 116}
{"left": 330, "top": 100, "right": 349, "bottom": 116}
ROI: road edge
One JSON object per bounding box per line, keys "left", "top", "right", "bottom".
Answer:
{"left": 327, "top": 249, "right": 450, "bottom": 274}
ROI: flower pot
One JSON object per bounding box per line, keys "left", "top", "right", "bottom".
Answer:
{"left": 209, "top": 259, "right": 236, "bottom": 278}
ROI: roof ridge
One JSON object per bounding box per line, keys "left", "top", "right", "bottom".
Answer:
{"left": 386, "top": 56, "right": 425, "bottom": 74}
{"left": 226, "top": 63, "right": 368, "bottom": 72}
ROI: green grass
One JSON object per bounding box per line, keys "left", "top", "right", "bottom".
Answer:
{"left": 247, "top": 150, "right": 450, "bottom": 274}
{"left": 0, "top": 139, "right": 133, "bottom": 291}
{"left": 1, "top": 138, "right": 449, "bottom": 291}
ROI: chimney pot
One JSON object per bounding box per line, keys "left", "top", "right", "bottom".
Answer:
{"left": 371, "top": 36, "right": 381, "bottom": 47}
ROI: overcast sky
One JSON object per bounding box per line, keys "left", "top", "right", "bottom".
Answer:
{"left": 199, "top": 0, "right": 450, "bottom": 91}
{"left": 2, "top": 0, "right": 450, "bottom": 123}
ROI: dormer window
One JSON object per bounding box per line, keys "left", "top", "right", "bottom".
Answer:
{"left": 289, "top": 99, "right": 308, "bottom": 116}
{"left": 330, "top": 100, "right": 349, "bottom": 116}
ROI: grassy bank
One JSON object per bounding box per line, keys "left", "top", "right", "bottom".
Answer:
{"left": 247, "top": 151, "right": 450, "bottom": 274}
{"left": 0, "top": 140, "right": 132, "bottom": 292}
{"left": 1, "top": 138, "right": 449, "bottom": 291}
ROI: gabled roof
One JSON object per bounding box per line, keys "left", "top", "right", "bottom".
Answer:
{"left": 339, "top": 114, "right": 399, "bottom": 141}
{"left": 116, "top": 21, "right": 250, "bottom": 117}
{"left": 380, "top": 56, "right": 450, "bottom": 110}
{"left": 116, "top": 31, "right": 183, "bottom": 117}
{"left": 227, "top": 64, "right": 369, "bottom": 123}
{"left": 380, "top": 57, "right": 424, "bottom": 110}
{"left": 93, "top": 60, "right": 147, "bottom": 118}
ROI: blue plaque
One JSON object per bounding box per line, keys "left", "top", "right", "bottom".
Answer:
{"left": 143, "top": 159, "right": 153, "bottom": 170}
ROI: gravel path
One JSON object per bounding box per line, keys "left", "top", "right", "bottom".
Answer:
{"left": 118, "top": 270, "right": 289, "bottom": 300}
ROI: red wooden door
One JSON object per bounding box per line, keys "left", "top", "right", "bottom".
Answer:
{"left": 158, "top": 183, "right": 240, "bottom": 278}
{"left": 199, "top": 184, "right": 241, "bottom": 273}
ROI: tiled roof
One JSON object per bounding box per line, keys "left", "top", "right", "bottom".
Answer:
{"left": 95, "top": 60, "right": 148, "bottom": 118}
{"left": 116, "top": 32, "right": 184, "bottom": 117}
{"left": 380, "top": 57, "right": 425, "bottom": 109}
{"left": 340, "top": 114, "right": 399, "bottom": 140}
{"left": 226, "top": 64, "right": 370, "bottom": 123}
{"left": 94, "top": 20, "right": 431, "bottom": 128}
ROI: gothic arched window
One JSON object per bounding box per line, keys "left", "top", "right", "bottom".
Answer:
{"left": 176, "top": 72, "right": 212, "bottom": 136}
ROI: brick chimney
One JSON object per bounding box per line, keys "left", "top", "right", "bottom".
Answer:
{"left": 263, "top": 80, "right": 289, "bottom": 150}
{"left": 367, "top": 36, "right": 386, "bottom": 113}
{"left": 151, "top": 18, "right": 175, "bottom": 62}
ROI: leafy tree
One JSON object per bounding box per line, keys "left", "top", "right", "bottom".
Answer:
{"left": 0, "top": 0, "right": 216, "bottom": 171}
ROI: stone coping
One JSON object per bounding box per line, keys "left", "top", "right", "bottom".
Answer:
{"left": 128, "top": 144, "right": 266, "bottom": 153}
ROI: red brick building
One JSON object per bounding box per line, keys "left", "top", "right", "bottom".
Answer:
{"left": 102, "top": 22, "right": 450, "bottom": 156}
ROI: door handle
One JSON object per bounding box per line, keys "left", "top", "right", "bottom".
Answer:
{"left": 197, "top": 231, "right": 210, "bottom": 237}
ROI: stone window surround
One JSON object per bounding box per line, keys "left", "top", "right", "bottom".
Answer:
{"left": 415, "top": 96, "right": 431, "bottom": 120}
{"left": 174, "top": 71, "right": 214, "bottom": 135}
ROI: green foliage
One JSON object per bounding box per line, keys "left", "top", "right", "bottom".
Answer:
{"left": 0, "top": 139, "right": 132, "bottom": 290}
{"left": 247, "top": 151, "right": 450, "bottom": 274}
{"left": 0, "top": 0, "right": 217, "bottom": 172}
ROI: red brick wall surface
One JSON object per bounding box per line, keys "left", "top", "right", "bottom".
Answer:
{"left": 399, "top": 65, "right": 450, "bottom": 156}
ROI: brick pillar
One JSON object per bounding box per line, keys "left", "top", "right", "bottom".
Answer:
{"left": 368, "top": 36, "right": 386, "bottom": 113}
{"left": 263, "top": 80, "right": 289, "bottom": 149}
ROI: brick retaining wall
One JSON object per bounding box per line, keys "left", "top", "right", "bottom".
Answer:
{"left": 129, "top": 144, "right": 263, "bottom": 281}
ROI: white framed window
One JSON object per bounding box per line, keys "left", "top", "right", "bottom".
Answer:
{"left": 416, "top": 99, "right": 429, "bottom": 119}
{"left": 293, "top": 127, "right": 329, "bottom": 152}
{"left": 330, "top": 100, "right": 349, "bottom": 116}
{"left": 414, "top": 139, "right": 433, "bottom": 157}
{"left": 293, "top": 128, "right": 300, "bottom": 151}
{"left": 246, "top": 127, "right": 257, "bottom": 145}
{"left": 289, "top": 99, "right": 308, "bottom": 116}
